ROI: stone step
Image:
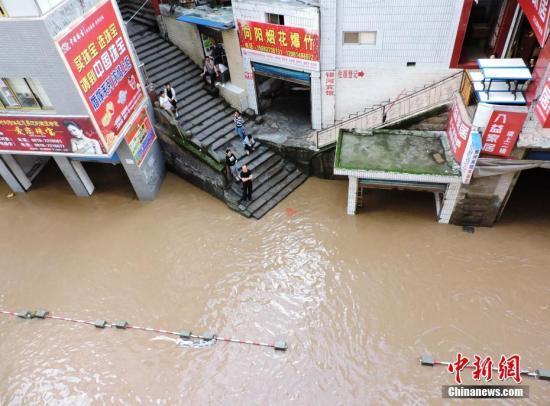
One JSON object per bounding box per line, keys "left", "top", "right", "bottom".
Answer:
{"left": 230, "top": 156, "right": 285, "bottom": 195}
{"left": 251, "top": 173, "right": 308, "bottom": 219}
{"left": 137, "top": 41, "right": 175, "bottom": 61}
{"left": 178, "top": 97, "right": 222, "bottom": 121}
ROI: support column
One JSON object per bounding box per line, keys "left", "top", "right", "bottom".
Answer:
{"left": 310, "top": 71, "right": 322, "bottom": 130}
{"left": 347, "top": 175, "right": 359, "bottom": 215}
{"left": 0, "top": 156, "right": 27, "bottom": 193}
{"left": 118, "top": 139, "right": 165, "bottom": 201}
{"left": 439, "top": 182, "right": 460, "bottom": 223}
{"left": 53, "top": 156, "right": 94, "bottom": 197}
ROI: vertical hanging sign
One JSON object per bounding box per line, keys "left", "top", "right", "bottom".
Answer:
{"left": 55, "top": 0, "right": 144, "bottom": 154}
{"left": 446, "top": 97, "right": 472, "bottom": 163}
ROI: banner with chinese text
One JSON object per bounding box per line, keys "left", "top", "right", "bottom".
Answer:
{"left": 446, "top": 97, "right": 472, "bottom": 163}
{"left": 0, "top": 115, "right": 107, "bottom": 156}
{"left": 534, "top": 77, "right": 550, "bottom": 127}
{"left": 55, "top": 0, "right": 144, "bottom": 153}
{"left": 125, "top": 106, "right": 156, "bottom": 167}
{"left": 237, "top": 20, "right": 319, "bottom": 71}
{"left": 482, "top": 110, "right": 528, "bottom": 157}
{"left": 517, "top": 0, "right": 550, "bottom": 46}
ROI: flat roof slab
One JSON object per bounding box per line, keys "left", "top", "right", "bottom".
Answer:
{"left": 335, "top": 130, "right": 459, "bottom": 177}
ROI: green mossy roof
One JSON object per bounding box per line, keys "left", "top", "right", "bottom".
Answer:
{"left": 335, "top": 129, "right": 459, "bottom": 176}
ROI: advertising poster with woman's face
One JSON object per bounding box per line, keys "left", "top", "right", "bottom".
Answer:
{"left": 0, "top": 115, "right": 107, "bottom": 156}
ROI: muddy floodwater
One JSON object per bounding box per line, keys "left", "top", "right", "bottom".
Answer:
{"left": 0, "top": 165, "right": 549, "bottom": 404}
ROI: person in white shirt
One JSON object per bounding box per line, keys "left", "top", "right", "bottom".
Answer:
{"left": 159, "top": 90, "right": 175, "bottom": 117}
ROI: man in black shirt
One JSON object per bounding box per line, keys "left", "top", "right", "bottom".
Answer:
{"left": 240, "top": 164, "right": 252, "bottom": 202}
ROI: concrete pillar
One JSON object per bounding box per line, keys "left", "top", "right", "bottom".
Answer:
{"left": 0, "top": 155, "right": 32, "bottom": 192}
{"left": 310, "top": 71, "right": 322, "bottom": 130}
{"left": 439, "top": 182, "right": 460, "bottom": 224}
{"left": 117, "top": 139, "right": 165, "bottom": 201}
{"left": 0, "top": 156, "right": 27, "bottom": 193}
{"left": 53, "top": 156, "right": 94, "bottom": 197}
{"left": 242, "top": 57, "right": 259, "bottom": 113}
{"left": 347, "top": 175, "right": 359, "bottom": 215}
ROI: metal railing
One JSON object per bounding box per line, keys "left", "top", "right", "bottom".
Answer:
{"left": 316, "top": 70, "right": 465, "bottom": 149}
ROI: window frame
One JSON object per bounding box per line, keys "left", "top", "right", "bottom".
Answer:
{"left": 266, "top": 13, "right": 284, "bottom": 25}
{"left": 0, "top": 78, "right": 52, "bottom": 111}
{"left": 343, "top": 31, "right": 377, "bottom": 45}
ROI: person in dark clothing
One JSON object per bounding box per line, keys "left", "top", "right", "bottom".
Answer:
{"left": 200, "top": 56, "right": 218, "bottom": 88}
{"left": 240, "top": 165, "right": 253, "bottom": 202}
{"left": 226, "top": 147, "right": 239, "bottom": 181}
{"left": 243, "top": 133, "right": 256, "bottom": 155}
{"left": 165, "top": 83, "right": 178, "bottom": 118}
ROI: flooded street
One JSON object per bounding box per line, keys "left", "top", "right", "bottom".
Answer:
{"left": 0, "top": 165, "right": 549, "bottom": 404}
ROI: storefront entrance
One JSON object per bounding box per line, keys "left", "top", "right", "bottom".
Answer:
{"left": 252, "top": 62, "right": 311, "bottom": 130}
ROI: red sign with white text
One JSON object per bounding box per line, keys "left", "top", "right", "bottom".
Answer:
{"left": 448, "top": 353, "right": 522, "bottom": 384}
{"left": 482, "top": 110, "right": 528, "bottom": 157}
{"left": 237, "top": 20, "right": 319, "bottom": 70}
{"left": 55, "top": 0, "right": 144, "bottom": 153}
{"left": 534, "top": 77, "right": 550, "bottom": 127}
{"left": 0, "top": 116, "right": 106, "bottom": 156}
{"left": 446, "top": 98, "right": 472, "bottom": 163}
{"left": 518, "top": 0, "right": 550, "bottom": 46}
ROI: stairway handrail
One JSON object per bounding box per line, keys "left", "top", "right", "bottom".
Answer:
{"left": 316, "top": 70, "right": 465, "bottom": 149}
{"left": 125, "top": 0, "right": 152, "bottom": 24}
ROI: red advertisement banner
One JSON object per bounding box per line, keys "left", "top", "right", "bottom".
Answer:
{"left": 482, "top": 110, "right": 528, "bottom": 157}
{"left": 237, "top": 19, "right": 319, "bottom": 63}
{"left": 446, "top": 99, "right": 472, "bottom": 163}
{"left": 0, "top": 116, "right": 106, "bottom": 156}
{"left": 125, "top": 106, "right": 156, "bottom": 167}
{"left": 55, "top": 0, "right": 144, "bottom": 152}
{"left": 534, "top": 77, "right": 550, "bottom": 127}
{"left": 517, "top": 0, "right": 550, "bottom": 46}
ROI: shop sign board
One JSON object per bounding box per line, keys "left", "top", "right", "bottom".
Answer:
{"left": 55, "top": 0, "right": 144, "bottom": 154}
{"left": 534, "top": 77, "right": 550, "bottom": 127}
{"left": 124, "top": 106, "right": 156, "bottom": 167}
{"left": 481, "top": 110, "right": 528, "bottom": 157}
{"left": 461, "top": 130, "right": 482, "bottom": 184}
{"left": 517, "top": 0, "right": 550, "bottom": 46}
{"left": 237, "top": 19, "right": 319, "bottom": 71}
{"left": 0, "top": 115, "right": 107, "bottom": 156}
{"left": 446, "top": 97, "right": 472, "bottom": 163}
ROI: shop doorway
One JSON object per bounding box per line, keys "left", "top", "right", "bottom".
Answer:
{"left": 452, "top": 0, "right": 515, "bottom": 67}
{"left": 252, "top": 62, "right": 311, "bottom": 132}
{"left": 506, "top": 12, "right": 541, "bottom": 67}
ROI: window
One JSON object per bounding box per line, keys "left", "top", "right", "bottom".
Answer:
{"left": 0, "top": 78, "right": 53, "bottom": 110}
{"left": 343, "top": 31, "right": 377, "bottom": 45}
{"left": 266, "top": 13, "right": 284, "bottom": 25}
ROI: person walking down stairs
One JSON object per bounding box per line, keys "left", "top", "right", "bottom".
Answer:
{"left": 234, "top": 111, "right": 246, "bottom": 142}
{"left": 240, "top": 165, "right": 253, "bottom": 204}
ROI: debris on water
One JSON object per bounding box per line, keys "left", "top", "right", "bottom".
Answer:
{"left": 285, "top": 207, "right": 297, "bottom": 217}
{"left": 176, "top": 338, "right": 216, "bottom": 348}
{"left": 462, "top": 225, "right": 475, "bottom": 234}
{"left": 7, "top": 193, "right": 14, "bottom": 198}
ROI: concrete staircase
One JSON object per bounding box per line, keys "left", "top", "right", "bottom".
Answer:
{"left": 126, "top": 24, "right": 307, "bottom": 219}
{"left": 118, "top": 0, "right": 158, "bottom": 33}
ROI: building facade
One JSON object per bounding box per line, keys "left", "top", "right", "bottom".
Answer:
{"left": 0, "top": 0, "right": 165, "bottom": 199}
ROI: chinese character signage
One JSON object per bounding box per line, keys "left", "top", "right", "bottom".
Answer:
{"left": 237, "top": 20, "right": 319, "bottom": 71}
{"left": 0, "top": 116, "right": 106, "bottom": 156}
{"left": 55, "top": 0, "right": 144, "bottom": 153}
{"left": 125, "top": 106, "right": 156, "bottom": 167}
{"left": 517, "top": 0, "right": 550, "bottom": 46}
{"left": 534, "top": 77, "right": 550, "bottom": 127}
{"left": 482, "top": 110, "right": 528, "bottom": 157}
{"left": 337, "top": 69, "right": 365, "bottom": 79}
{"left": 446, "top": 97, "right": 472, "bottom": 163}
{"left": 448, "top": 353, "right": 522, "bottom": 384}
{"left": 461, "top": 130, "right": 481, "bottom": 184}
{"left": 324, "top": 71, "right": 335, "bottom": 96}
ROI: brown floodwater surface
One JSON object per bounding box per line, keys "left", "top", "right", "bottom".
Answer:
{"left": 0, "top": 164, "right": 549, "bottom": 404}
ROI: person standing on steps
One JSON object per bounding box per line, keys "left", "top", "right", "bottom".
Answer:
{"left": 165, "top": 83, "right": 178, "bottom": 118}
{"left": 234, "top": 111, "right": 246, "bottom": 143}
{"left": 226, "top": 147, "right": 239, "bottom": 181}
{"left": 240, "top": 164, "right": 253, "bottom": 203}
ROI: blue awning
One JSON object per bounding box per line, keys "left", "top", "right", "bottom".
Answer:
{"left": 252, "top": 63, "right": 310, "bottom": 85}
{"left": 176, "top": 15, "right": 234, "bottom": 30}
